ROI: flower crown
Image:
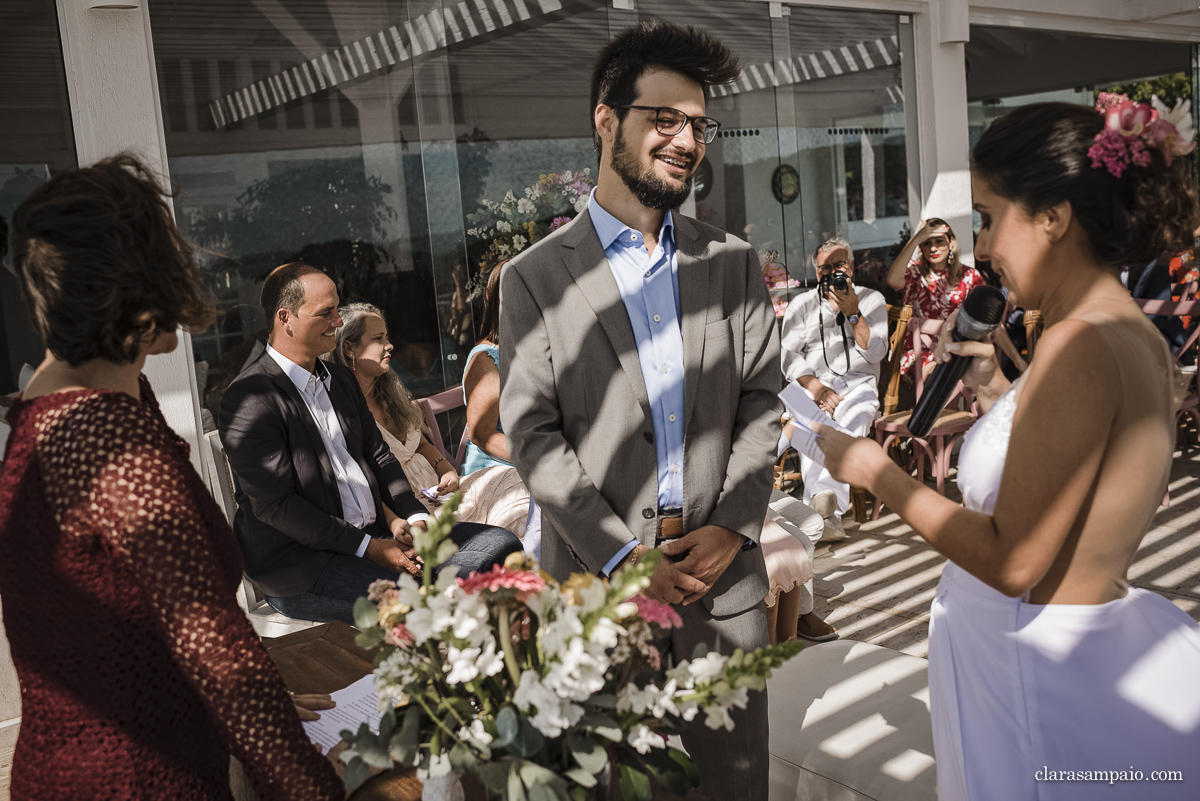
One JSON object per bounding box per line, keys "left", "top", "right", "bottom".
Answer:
{"left": 1088, "top": 92, "right": 1196, "bottom": 178}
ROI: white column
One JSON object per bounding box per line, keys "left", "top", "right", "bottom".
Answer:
{"left": 56, "top": 0, "right": 206, "bottom": 473}
{"left": 911, "top": 0, "right": 975, "bottom": 265}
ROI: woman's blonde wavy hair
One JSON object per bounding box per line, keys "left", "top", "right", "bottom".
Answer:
{"left": 325, "top": 303, "right": 425, "bottom": 441}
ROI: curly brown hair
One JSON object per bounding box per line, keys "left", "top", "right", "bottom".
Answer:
{"left": 10, "top": 153, "right": 215, "bottom": 366}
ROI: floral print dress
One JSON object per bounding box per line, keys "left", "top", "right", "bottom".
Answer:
{"left": 900, "top": 259, "right": 986, "bottom": 375}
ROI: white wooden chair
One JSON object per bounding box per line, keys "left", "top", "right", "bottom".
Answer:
{"left": 202, "top": 431, "right": 320, "bottom": 639}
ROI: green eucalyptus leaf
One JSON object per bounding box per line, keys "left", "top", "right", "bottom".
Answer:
{"left": 355, "top": 626, "right": 387, "bottom": 650}
{"left": 563, "top": 767, "right": 598, "bottom": 788}
{"left": 343, "top": 757, "right": 371, "bottom": 794}
{"left": 518, "top": 761, "right": 568, "bottom": 793}
{"left": 508, "top": 715, "right": 545, "bottom": 757}
{"left": 618, "top": 763, "right": 652, "bottom": 801}
{"left": 638, "top": 748, "right": 691, "bottom": 796}
{"left": 493, "top": 706, "right": 519, "bottom": 747}
{"left": 377, "top": 707, "right": 396, "bottom": 744}
{"left": 507, "top": 762, "right": 529, "bottom": 801}
{"left": 570, "top": 788, "right": 590, "bottom": 801}
{"left": 474, "top": 761, "right": 511, "bottom": 793}
{"left": 578, "top": 714, "right": 622, "bottom": 742}
{"left": 449, "top": 742, "right": 480, "bottom": 773}
{"left": 353, "top": 723, "right": 393, "bottom": 769}
{"left": 528, "top": 782, "right": 565, "bottom": 801}
{"left": 667, "top": 749, "right": 701, "bottom": 787}
{"left": 390, "top": 704, "right": 422, "bottom": 766}
{"left": 566, "top": 731, "right": 607, "bottom": 774}
{"left": 353, "top": 597, "right": 379, "bottom": 629}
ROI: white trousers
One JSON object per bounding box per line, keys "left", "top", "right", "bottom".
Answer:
{"left": 799, "top": 381, "right": 878, "bottom": 516}
{"left": 766, "top": 489, "right": 822, "bottom": 615}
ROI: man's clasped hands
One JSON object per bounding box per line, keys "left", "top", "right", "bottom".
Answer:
{"left": 620, "top": 525, "right": 746, "bottom": 606}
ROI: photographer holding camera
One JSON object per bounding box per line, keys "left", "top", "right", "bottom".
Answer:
{"left": 779, "top": 238, "right": 888, "bottom": 540}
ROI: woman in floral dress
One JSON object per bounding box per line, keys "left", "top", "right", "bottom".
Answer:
{"left": 887, "top": 218, "right": 986, "bottom": 379}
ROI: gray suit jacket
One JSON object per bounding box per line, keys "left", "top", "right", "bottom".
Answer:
{"left": 499, "top": 208, "right": 781, "bottom": 616}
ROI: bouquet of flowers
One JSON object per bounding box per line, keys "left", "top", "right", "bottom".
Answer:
{"left": 466, "top": 170, "right": 595, "bottom": 266}
{"left": 338, "top": 496, "right": 802, "bottom": 800}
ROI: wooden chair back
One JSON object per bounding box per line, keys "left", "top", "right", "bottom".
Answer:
{"left": 880, "top": 304, "right": 914, "bottom": 415}
{"left": 415, "top": 385, "right": 466, "bottom": 470}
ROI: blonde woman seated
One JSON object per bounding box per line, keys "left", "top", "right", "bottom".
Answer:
{"left": 327, "top": 303, "right": 529, "bottom": 539}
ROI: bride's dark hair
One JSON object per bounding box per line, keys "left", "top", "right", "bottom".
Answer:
{"left": 972, "top": 102, "right": 1199, "bottom": 267}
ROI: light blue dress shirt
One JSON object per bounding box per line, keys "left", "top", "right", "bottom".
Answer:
{"left": 588, "top": 192, "right": 686, "bottom": 574}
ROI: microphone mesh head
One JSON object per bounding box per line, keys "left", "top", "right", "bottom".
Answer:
{"left": 961, "top": 285, "right": 1007, "bottom": 327}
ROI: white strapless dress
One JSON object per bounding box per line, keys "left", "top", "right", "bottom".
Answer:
{"left": 931, "top": 382, "right": 1200, "bottom": 800}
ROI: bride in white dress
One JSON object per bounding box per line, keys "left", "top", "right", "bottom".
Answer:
{"left": 326, "top": 303, "right": 529, "bottom": 539}
{"left": 818, "top": 100, "right": 1200, "bottom": 800}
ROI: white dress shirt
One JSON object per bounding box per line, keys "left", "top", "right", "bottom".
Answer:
{"left": 779, "top": 284, "right": 888, "bottom": 397}
{"left": 267, "top": 345, "right": 376, "bottom": 557}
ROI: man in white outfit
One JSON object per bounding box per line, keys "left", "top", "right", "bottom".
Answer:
{"left": 780, "top": 238, "right": 888, "bottom": 540}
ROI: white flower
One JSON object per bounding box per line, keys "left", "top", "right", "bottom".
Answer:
{"left": 627, "top": 724, "right": 666, "bottom": 754}
{"left": 452, "top": 593, "right": 491, "bottom": 645}
{"left": 513, "top": 670, "right": 584, "bottom": 738}
{"left": 517, "top": 198, "right": 536, "bottom": 214}
{"left": 475, "top": 637, "right": 506, "bottom": 679}
{"left": 497, "top": 243, "right": 511, "bottom": 257}
{"left": 496, "top": 220, "right": 513, "bottom": 233}
{"left": 574, "top": 197, "right": 588, "bottom": 213}
{"left": 512, "top": 234, "right": 528, "bottom": 250}
{"left": 704, "top": 704, "right": 735, "bottom": 731}
{"left": 504, "top": 190, "right": 517, "bottom": 204}
{"left": 544, "top": 638, "right": 608, "bottom": 701}
{"left": 588, "top": 616, "right": 623, "bottom": 651}
{"left": 618, "top": 680, "right": 679, "bottom": 719}
{"left": 458, "top": 719, "right": 494, "bottom": 759}
{"left": 688, "top": 653, "right": 729, "bottom": 683}
{"left": 1152, "top": 94, "right": 1195, "bottom": 145}
{"left": 445, "top": 645, "right": 483, "bottom": 684}
{"left": 540, "top": 607, "right": 584, "bottom": 657}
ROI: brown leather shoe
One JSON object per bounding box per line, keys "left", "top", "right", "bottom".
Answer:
{"left": 796, "top": 611, "right": 839, "bottom": 642}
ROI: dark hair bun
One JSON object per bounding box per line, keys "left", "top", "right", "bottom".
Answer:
{"left": 972, "top": 102, "right": 1199, "bottom": 267}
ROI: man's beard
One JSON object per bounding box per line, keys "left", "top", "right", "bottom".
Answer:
{"left": 611, "top": 125, "right": 695, "bottom": 211}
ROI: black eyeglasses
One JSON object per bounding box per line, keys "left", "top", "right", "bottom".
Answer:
{"left": 819, "top": 260, "right": 851, "bottom": 271}
{"left": 612, "top": 105, "right": 721, "bottom": 144}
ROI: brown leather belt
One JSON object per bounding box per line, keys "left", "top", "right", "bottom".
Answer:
{"left": 656, "top": 512, "right": 685, "bottom": 541}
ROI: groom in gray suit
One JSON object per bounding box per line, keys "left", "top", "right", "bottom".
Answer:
{"left": 499, "top": 21, "right": 779, "bottom": 800}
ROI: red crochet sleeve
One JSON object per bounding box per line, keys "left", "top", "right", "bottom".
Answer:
{"left": 45, "top": 391, "right": 344, "bottom": 800}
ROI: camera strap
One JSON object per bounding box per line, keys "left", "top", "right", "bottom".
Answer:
{"left": 818, "top": 300, "right": 852, "bottom": 377}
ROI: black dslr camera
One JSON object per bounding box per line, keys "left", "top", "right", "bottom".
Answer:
{"left": 819, "top": 270, "right": 850, "bottom": 296}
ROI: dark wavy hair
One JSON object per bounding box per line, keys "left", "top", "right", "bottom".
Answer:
{"left": 590, "top": 20, "right": 740, "bottom": 159}
{"left": 972, "top": 102, "right": 1199, "bottom": 267}
{"left": 10, "top": 154, "right": 215, "bottom": 367}
{"left": 477, "top": 260, "right": 505, "bottom": 346}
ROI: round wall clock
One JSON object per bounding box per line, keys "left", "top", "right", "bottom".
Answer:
{"left": 772, "top": 164, "right": 800, "bottom": 205}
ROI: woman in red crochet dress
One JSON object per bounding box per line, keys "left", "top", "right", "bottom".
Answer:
{"left": 0, "top": 155, "right": 345, "bottom": 800}
{"left": 887, "top": 218, "right": 986, "bottom": 379}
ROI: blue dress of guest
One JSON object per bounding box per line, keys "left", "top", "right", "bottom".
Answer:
{"left": 461, "top": 342, "right": 512, "bottom": 475}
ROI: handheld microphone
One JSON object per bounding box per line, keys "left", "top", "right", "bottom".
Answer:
{"left": 906, "top": 285, "right": 1007, "bottom": 438}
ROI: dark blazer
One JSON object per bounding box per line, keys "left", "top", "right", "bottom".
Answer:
{"left": 219, "top": 352, "right": 424, "bottom": 597}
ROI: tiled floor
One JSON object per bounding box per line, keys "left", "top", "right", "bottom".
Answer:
{"left": 812, "top": 447, "right": 1200, "bottom": 659}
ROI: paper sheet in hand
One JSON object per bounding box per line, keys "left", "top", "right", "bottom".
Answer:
{"left": 778, "top": 383, "right": 851, "bottom": 469}
{"left": 301, "top": 674, "right": 383, "bottom": 753}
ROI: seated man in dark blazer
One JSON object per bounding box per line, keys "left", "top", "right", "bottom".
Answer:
{"left": 220, "top": 262, "right": 521, "bottom": 624}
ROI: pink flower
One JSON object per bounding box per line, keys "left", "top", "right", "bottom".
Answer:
{"left": 385, "top": 623, "right": 415, "bottom": 647}
{"left": 367, "top": 579, "right": 398, "bottom": 602}
{"left": 548, "top": 216, "right": 572, "bottom": 233}
{"left": 1104, "top": 98, "right": 1156, "bottom": 137}
{"left": 458, "top": 566, "right": 547, "bottom": 597}
{"left": 631, "top": 594, "right": 683, "bottom": 629}
{"left": 1088, "top": 129, "right": 1151, "bottom": 178}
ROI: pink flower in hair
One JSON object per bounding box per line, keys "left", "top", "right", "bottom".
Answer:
{"left": 458, "top": 566, "right": 547, "bottom": 598}
{"left": 630, "top": 594, "right": 683, "bottom": 629}
{"left": 1104, "top": 97, "right": 1156, "bottom": 138}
